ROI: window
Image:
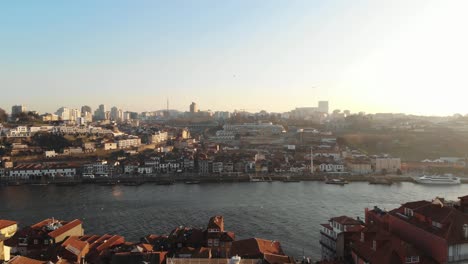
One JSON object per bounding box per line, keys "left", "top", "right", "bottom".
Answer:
{"left": 214, "top": 239, "right": 219, "bottom": 246}
{"left": 406, "top": 256, "right": 419, "bottom": 263}
{"left": 207, "top": 239, "right": 213, "bottom": 246}
{"left": 44, "top": 240, "right": 49, "bottom": 245}
{"left": 34, "top": 239, "right": 38, "bottom": 245}
{"left": 372, "top": 240, "right": 376, "bottom": 251}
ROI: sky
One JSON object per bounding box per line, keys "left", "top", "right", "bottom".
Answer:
{"left": 1, "top": 0, "right": 468, "bottom": 116}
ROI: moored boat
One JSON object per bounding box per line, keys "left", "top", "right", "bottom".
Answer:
{"left": 184, "top": 180, "right": 201, "bottom": 184}
{"left": 325, "top": 178, "right": 348, "bottom": 185}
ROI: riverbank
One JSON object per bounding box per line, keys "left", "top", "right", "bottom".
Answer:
{"left": 0, "top": 173, "right": 420, "bottom": 186}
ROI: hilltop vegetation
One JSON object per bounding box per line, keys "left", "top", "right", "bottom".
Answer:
{"left": 338, "top": 127, "right": 468, "bottom": 161}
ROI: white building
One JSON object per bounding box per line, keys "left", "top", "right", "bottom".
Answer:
{"left": 138, "top": 166, "right": 153, "bottom": 174}
{"left": 117, "top": 138, "right": 141, "bottom": 149}
{"left": 55, "top": 107, "right": 70, "bottom": 121}
{"left": 9, "top": 164, "right": 77, "bottom": 179}
{"left": 318, "top": 163, "right": 345, "bottom": 172}
{"left": 104, "top": 142, "right": 118, "bottom": 150}
{"left": 151, "top": 131, "right": 168, "bottom": 144}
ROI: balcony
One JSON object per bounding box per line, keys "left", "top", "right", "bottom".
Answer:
{"left": 319, "top": 240, "right": 336, "bottom": 252}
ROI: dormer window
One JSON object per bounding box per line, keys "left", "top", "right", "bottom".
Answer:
{"left": 404, "top": 208, "right": 414, "bottom": 217}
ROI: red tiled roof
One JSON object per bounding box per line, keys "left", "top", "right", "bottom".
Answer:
{"left": 263, "top": 253, "right": 295, "bottom": 264}
{"left": 138, "top": 243, "right": 154, "bottom": 252}
{"left": 331, "top": 216, "right": 361, "bottom": 225}
{"left": 8, "top": 256, "right": 47, "bottom": 264}
{"left": 48, "top": 219, "right": 82, "bottom": 238}
{"left": 96, "top": 235, "right": 125, "bottom": 252}
{"left": 0, "top": 219, "right": 16, "bottom": 230}
{"left": 391, "top": 201, "right": 468, "bottom": 245}
{"left": 62, "top": 236, "right": 89, "bottom": 255}
{"left": 231, "top": 238, "right": 284, "bottom": 257}
{"left": 401, "top": 200, "right": 431, "bottom": 210}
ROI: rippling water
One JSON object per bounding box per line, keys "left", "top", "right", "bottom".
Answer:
{"left": 2, "top": 182, "right": 468, "bottom": 260}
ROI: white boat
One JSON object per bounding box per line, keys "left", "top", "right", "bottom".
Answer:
{"left": 415, "top": 174, "right": 461, "bottom": 185}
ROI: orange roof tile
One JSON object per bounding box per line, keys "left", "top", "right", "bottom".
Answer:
{"left": 0, "top": 219, "right": 16, "bottom": 229}
{"left": 48, "top": 219, "right": 82, "bottom": 238}
{"left": 8, "top": 256, "right": 47, "bottom": 264}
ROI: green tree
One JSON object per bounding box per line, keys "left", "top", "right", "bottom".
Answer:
{"left": 32, "top": 133, "right": 71, "bottom": 152}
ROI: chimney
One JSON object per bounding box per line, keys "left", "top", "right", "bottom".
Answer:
{"left": 463, "top": 224, "right": 468, "bottom": 239}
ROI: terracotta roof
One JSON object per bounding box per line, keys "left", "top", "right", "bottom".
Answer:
{"left": 331, "top": 216, "right": 361, "bottom": 225}
{"left": 8, "top": 256, "right": 47, "bottom": 264}
{"left": 0, "top": 219, "right": 16, "bottom": 229}
{"left": 48, "top": 219, "right": 82, "bottom": 238}
{"left": 231, "top": 238, "right": 284, "bottom": 257}
{"left": 62, "top": 236, "right": 89, "bottom": 256}
{"left": 96, "top": 234, "right": 125, "bottom": 251}
{"left": 391, "top": 201, "right": 468, "bottom": 245}
{"left": 401, "top": 200, "right": 431, "bottom": 210}
{"left": 138, "top": 243, "right": 154, "bottom": 252}
{"left": 263, "top": 253, "right": 295, "bottom": 264}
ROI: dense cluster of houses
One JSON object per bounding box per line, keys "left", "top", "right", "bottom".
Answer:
{"left": 0, "top": 216, "right": 293, "bottom": 264}
{"left": 319, "top": 195, "right": 468, "bottom": 264}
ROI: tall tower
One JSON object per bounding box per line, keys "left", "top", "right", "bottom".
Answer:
{"left": 318, "top": 101, "right": 329, "bottom": 114}
{"left": 190, "top": 102, "right": 198, "bottom": 113}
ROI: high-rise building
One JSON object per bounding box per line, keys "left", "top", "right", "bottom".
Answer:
{"left": 55, "top": 107, "right": 70, "bottom": 121}
{"left": 318, "top": 101, "right": 329, "bottom": 114}
{"left": 70, "top": 109, "right": 80, "bottom": 121}
{"left": 11, "top": 105, "right": 27, "bottom": 117}
{"left": 94, "top": 104, "right": 107, "bottom": 120}
{"left": 81, "top": 105, "right": 92, "bottom": 115}
{"left": 110, "top": 107, "right": 123, "bottom": 122}
{"left": 190, "top": 102, "right": 198, "bottom": 113}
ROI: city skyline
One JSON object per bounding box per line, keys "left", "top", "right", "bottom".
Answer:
{"left": 2, "top": 1, "right": 468, "bottom": 115}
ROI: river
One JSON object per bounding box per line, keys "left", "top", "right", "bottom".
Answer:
{"left": 1, "top": 181, "right": 468, "bottom": 260}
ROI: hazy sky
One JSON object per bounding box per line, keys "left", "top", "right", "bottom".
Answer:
{"left": 1, "top": 0, "right": 468, "bottom": 115}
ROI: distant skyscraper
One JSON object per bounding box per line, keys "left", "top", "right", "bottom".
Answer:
{"left": 190, "top": 102, "right": 198, "bottom": 113}
{"left": 81, "top": 105, "right": 92, "bottom": 115}
{"left": 55, "top": 107, "right": 70, "bottom": 121}
{"left": 94, "top": 104, "right": 107, "bottom": 120}
{"left": 318, "top": 101, "right": 329, "bottom": 114}
{"left": 110, "top": 106, "right": 123, "bottom": 122}
{"left": 70, "top": 108, "right": 80, "bottom": 121}
{"left": 11, "top": 105, "right": 27, "bottom": 117}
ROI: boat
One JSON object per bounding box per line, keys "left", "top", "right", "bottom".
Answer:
{"left": 414, "top": 174, "right": 461, "bottom": 185}
{"left": 155, "top": 180, "right": 175, "bottom": 185}
{"left": 184, "top": 180, "right": 201, "bottom": 184}
{"left": 30, "top": 182, "right": 50, "bottom": 186}
{"left": 325, "top": 178, "right": 348, "bottom": 185}
{"left": 55, "top": 181, "right": 80, "bottom": 186}
{"left": 123, "top": 181, "right": 144, "bottom": 186}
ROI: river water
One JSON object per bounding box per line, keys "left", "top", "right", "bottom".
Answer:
{"left": 1, "top": 181, "right": 468, "bottom": 260}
